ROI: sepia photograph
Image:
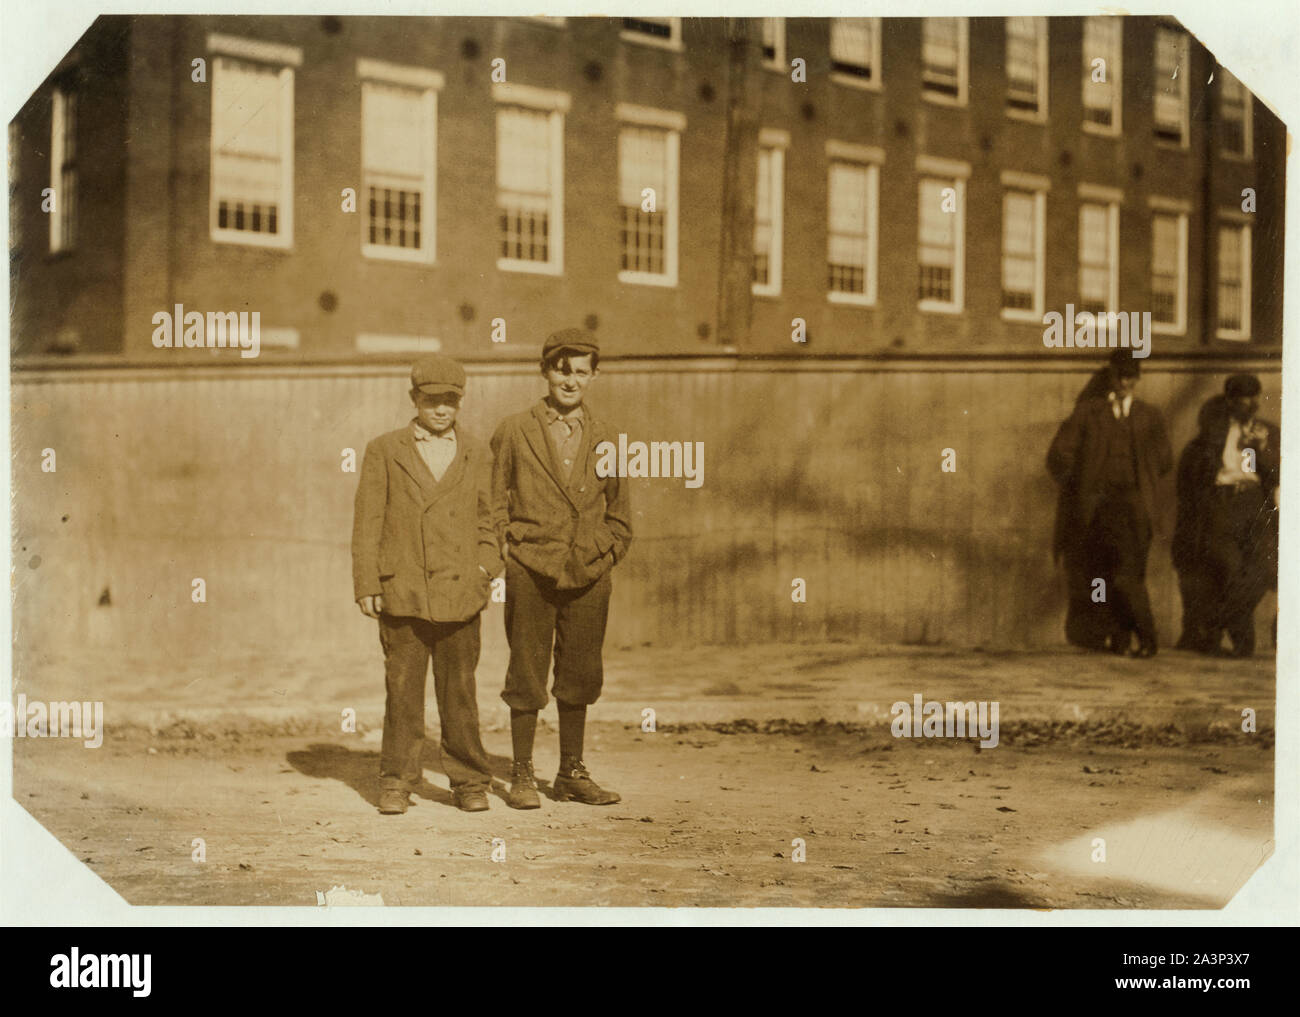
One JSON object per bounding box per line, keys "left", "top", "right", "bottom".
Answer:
{"left": 3, "top": 2, "right": 1292, "bottom": 918}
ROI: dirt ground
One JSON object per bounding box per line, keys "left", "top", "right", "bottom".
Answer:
{"left": 9, "top": 644, "right": 1275, "bottom": 909}
{"left": 13, "top": 718, "right": 1272, "bottom": 909}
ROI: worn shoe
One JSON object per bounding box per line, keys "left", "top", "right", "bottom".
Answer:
{"left": 454, "top": 788, "right": 490, "bottom": 812}
{"left": 507, "top": 761, "right": 541, "bottom": 810}
{"left": 554, "top": 758, "right": 621, "bottom": 806}
{"left": 378, "top": 788, "right": 410, "bottom": 815}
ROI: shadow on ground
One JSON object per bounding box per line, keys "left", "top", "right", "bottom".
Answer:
{"left": 287, "top": 741, "right": 516, "bottom": 810}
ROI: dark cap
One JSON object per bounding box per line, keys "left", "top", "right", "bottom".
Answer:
{"left": 1224, "top": 374, "right": 1262, "bottom": 399}
{"left": 410, "top": 355, "right": 465, "bottom": 396}
{"left": 1108, "top": 347, "right": 1141, "bottom": 378}
{"left": 542, "top": 327, "right": 599, "bottom": 360}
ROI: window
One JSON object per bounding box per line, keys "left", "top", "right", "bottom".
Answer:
{"left": 617, "top": 105, "right": 683, "bottom": 286}
{"left": 1219, "top": 68, "right": 1252, "bottom": 158}
{"left": 1153, "top": 26, "right": 1189, "bottom": 146}
{"left": 494, "top": 84, "right": 568, "bottom": 274}
{"left": 921, "top": 18, "right": 967, "bottom": 104}
{"left": 621, "top": 17, "right": 682, "bottom": 51}
{"left": 753, "top": 130, "right": 787, "bottom": 297}
{"left": 1150, "top": 207, "right": 1187, "bottom": 334}
{"left": 1217, "top": 222, "right": 1251, "bottom": 339}
{"left": 1001, "top": 182, "right": 1046, "bottom": 319}
{"left": 359, "top": 61, "right": 441, "bottom": 264}
{"left": 208, "top": 35, "right": 300, "bottom": 248}
{"left": 1082, "top": 16, "right": 1122, "bottom": 135}
{"left": 829, "top": 18, "right": 881, "bottom": 87}
{"left": 918, "top": 172, "right": 965, "bottom": 310}
{"left": 826, "top": 147, "right": 880, "bottom": 305}
{"left": 1078, "top": 199, "right": 1119, "bottom": 314}
{"left": 1005, "top": 17, "right": 1047, "bottom": 119}
{"left": 49, "top": 83, "right": 77, "bottom": 253}
{"left": 761, "top": 18, "right": 785, "bottom": 71}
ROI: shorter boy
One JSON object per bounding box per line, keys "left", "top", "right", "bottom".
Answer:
{"left": 352, "top": 355, "right": 502, "bottom": 815}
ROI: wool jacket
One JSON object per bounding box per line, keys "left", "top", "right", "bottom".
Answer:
{"left": 352, "top": 424, "right": 503, "bottom": 623}
{"left": 490, "top": 400, "right": 633, "bottom": 590}
{"left": 1047, "top": 395, "right": 1173, "bottom": 555}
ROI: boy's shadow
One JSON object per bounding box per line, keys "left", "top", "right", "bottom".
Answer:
{"left": 287, "top": 739, "right": 521, "bottom": 810}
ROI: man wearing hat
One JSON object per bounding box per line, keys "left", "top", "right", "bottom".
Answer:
{"left": 1172, "top": 374, "right": 1279, "bottom": 656}
{"left": 351, "top": 354, "right": 502, "bottom": 815}
{"left": 1048, "top": 348, "right": 1173, "bottom": 657}
{"left": 489, "top": 328, "right": 633, "bottom": 808}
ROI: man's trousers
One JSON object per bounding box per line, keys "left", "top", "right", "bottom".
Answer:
{"left": 379, "top": 613, "right": 493, "bottom": 792}
{"left": 501, "top": 557, "right": 611, "bottom": 712}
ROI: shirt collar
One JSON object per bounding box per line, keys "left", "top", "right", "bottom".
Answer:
{"left": 412, "top": 419, "right": 456, "bottom": 442}
{"left": 543, "top": 401, "right": 584, "bottom": 426}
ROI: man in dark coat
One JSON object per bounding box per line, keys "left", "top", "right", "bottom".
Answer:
{"left": 1048, "top": 349, "right": 1173, "bottom": 657}
{"left": 1171, "top": 374, "right": 1279, "bottom": 656}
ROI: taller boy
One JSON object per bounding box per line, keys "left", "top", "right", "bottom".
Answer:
{"left": 491, "top": 329, "right": 633, "bottom": 808}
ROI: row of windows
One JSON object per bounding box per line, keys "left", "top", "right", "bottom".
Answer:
{"left": 33, "top": 32, "right": 1254, "bottom": 342}
{"left": 569, "top": 16, "right": 1255, "bottom": 156}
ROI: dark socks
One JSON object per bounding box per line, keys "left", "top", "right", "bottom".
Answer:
{"left": 510, "top": 708, "right": 538, "bottom": 763}
{"left": 557, "top": 699, "right": 587, "bottom": 761}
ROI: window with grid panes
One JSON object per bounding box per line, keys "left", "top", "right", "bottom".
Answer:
{"left": 618, "top": 125, "right": 669, "bottom": 275}
{"left": 1005, "top": 17, "right": 1045, "bottom": 116}
{"left": 497, "top": 106, "right": 554, "bottom": 263}
{"left": 922, "top": 18, "right": 964, "bottom": 100}
{"left": 827, "top": 161, "right": 875, "bottom": 297}
{"left": 1078, "top": 202, "right": 1115, "bottom": 314}
{"left": 829, "top": 19, "right": 879, "bottom": 83}
{"left": 1082, "top": 17, "right": 1121, "bottom": 131}
{"left": 1151, "top": 212, "right": 1184, "bottom": 328}
{"left": 918, "top": 177, "right": 959, "bottom": 303}
{"left": 211, "top": 56, "right": 290, "bottom": 240}
{"left": 362, "top": 79, "right": 433, "bottom": 256}
{"left": 1002, "top": 190, "right": 1040, "bottom": 312}
{"left": 1217, "top": 223, "right": 1250, "bottom": 336}
{"left": 1153, "top": 26, "right": 1188, "bottom": 144}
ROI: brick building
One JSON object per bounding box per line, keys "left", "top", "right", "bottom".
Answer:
{"left": 8, "top": 14, "right": 1285, "bottom": 360}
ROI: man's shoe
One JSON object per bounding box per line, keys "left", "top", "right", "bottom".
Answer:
{"left": 1130, "top": 643, "right": 1158, "bottom": 659}
{"left": 454, "top": 788, "right": 490, "bottom": 812}
{"left": 554, "top": 758, "right": 621, "bottom": 806}
{"left": 378, "top": 788, "right": 410, "bottom": 815}
{"left": 507, "top": 761, "right": 541, "bottom": 810}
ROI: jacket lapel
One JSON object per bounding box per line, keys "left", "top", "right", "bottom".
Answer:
{"left": 526, "top": 403, "right": 578, "bottom": 507}
{"left": 394, "top": 429, "right": 439, "bottom": 503}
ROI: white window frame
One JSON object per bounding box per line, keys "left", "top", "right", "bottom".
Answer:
{"left": 358, "top": 60, "right": 443, "bottom": 266}
{"left": 1153, "top": 25, "right": 1190, "bottom": 149}
{"left": 920, "top": 17, "right": 969, "bottom": 107}
{"left": 1005, "top": 16, "right": 1048, "bottom": 122}
{"left": 356, "top": 332, "right": 442, "bottom": 354}
{"left": 999, "top": 171, "right": 1049, "bottom": 322}
{"left": 1081, "top": 16, "right": 1123, "bottom": 138}
{"left": 753, "top": 128, "right": 788, "bottom": 298}
{"left": 1077, "top": 184, "right": 1122, "bottom": 314}
{"left": 1219, "top": 68, "right": 1254, "bottom": 160}
{"left": 620, "top": 17, "right": 683, "bottom": 52}
{"left": 916, "top": 155, "right": 969, "bottom": 314}
{"left": 1216, "top": 217, "right": 1252, "bottom": 341}
{"left": 207, "top": 35, "right": 301, "bottom": 250}
{"left": 1148, "top": 197, "right": 1188, "bottom": 336}
{"left": 616, "top": 104, "right": 683, "bottom": 288}
{"left": 760, "top": 17, "right": 786, "bottom": 72}
{"left": 49, "top": 84, "right": 77, "bottom": 254}
{"left": 493, "top": 82, "right": 569, "bottom": 276}
{"left": 825, "top": 141, "right": 884, "bottom": 308}
{"left": 829, "top": 17, "right": 882, "bottom": 91}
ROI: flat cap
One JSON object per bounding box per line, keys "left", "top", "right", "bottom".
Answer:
{"left": 410, "top": 354, "right": 465, "bottom": 395}
{"left": 1224, "top": 374, "right": 1262, "bottom": 399}
{"left": 542, "top": 327, "right": 599, "bottom": 359}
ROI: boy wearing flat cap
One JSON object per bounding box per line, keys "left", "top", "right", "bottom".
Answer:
{"left": 352, "top": 355, "right": 502, "bottom": 815}
{"left": 490, "top": 328, "right": 633, "bottom": 808}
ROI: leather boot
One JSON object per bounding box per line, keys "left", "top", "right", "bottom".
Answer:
{"left": 507, "top": 760, "right": 541, "bottom": 810}
{"left": 554, "top": 758, "right": 621, "bottom": 805}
